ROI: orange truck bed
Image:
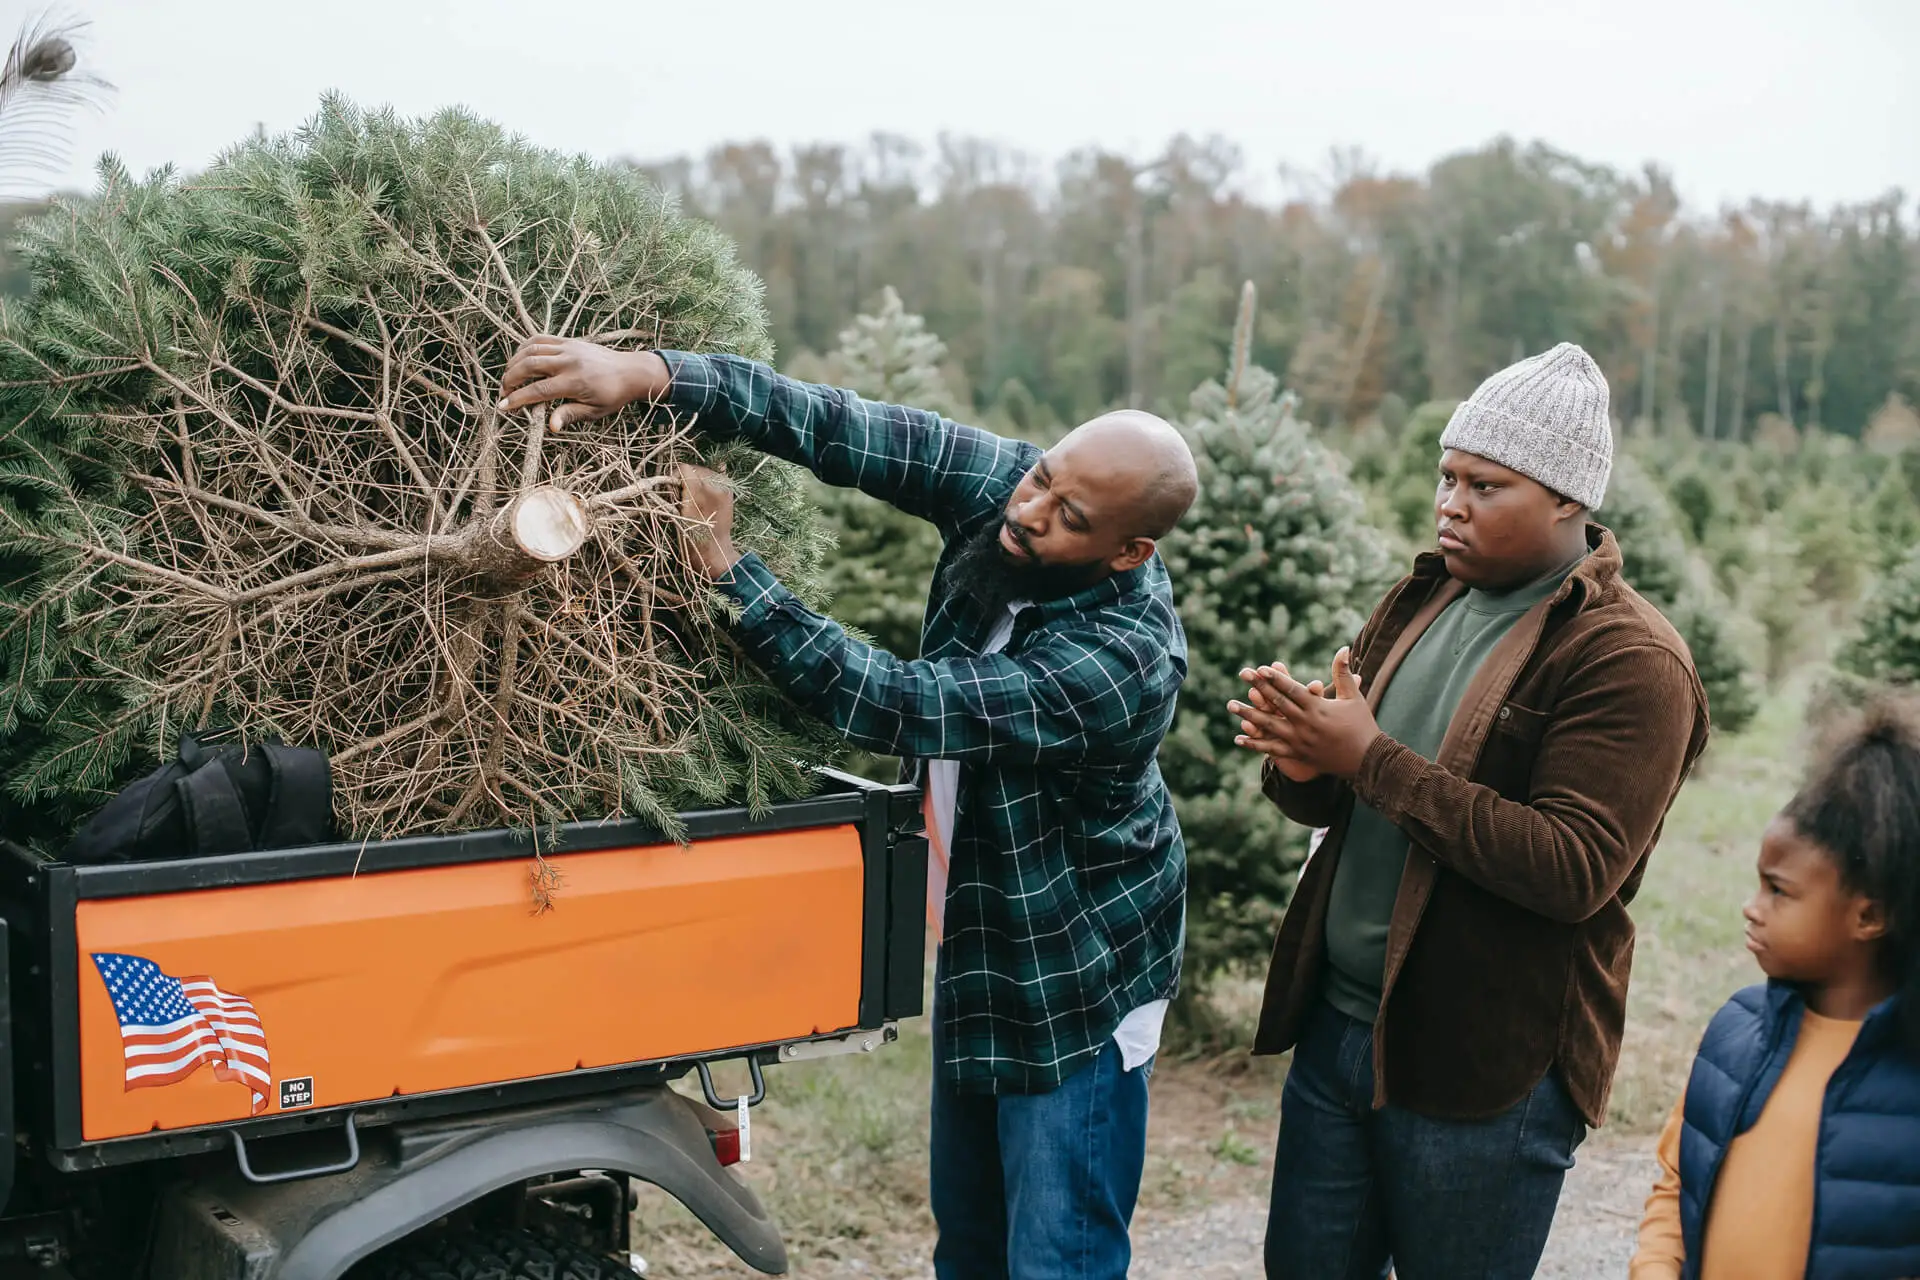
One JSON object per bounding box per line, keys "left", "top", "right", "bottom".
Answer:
{"left": 6, "top": 771, "right": 927, "bottom": 1168}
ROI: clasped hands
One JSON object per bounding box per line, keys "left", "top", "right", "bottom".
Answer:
{"left": 1227, "top": 647, "right": 1380, "bottom": 781}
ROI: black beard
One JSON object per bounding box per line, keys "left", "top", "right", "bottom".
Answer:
{"left": 940, "top": 518, "right": 1108, "bottom": 619}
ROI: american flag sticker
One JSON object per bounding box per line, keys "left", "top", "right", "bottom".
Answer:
{"left": 89, "top": 952, "right": 271, "bottom": 1115}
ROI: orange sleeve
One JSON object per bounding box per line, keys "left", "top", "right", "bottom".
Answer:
{"left": 1630, "top": 1097, "right": 1688, "bottom": 1280}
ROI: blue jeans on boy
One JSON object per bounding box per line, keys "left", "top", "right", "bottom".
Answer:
{"left": 1265, "top": 999, "right": 1587, "bottom": 1280}
{"left": 929, "top": 1013, "right": 1152, "bottom": 1280}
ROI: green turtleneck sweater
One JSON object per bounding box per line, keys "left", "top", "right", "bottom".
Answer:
{"left": 1321, "top": 558, "right": 1581, "bottom": 1025}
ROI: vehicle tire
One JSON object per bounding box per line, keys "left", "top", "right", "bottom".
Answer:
{"left": 351, "top": 1227, "right": 631, "bottom": 1279}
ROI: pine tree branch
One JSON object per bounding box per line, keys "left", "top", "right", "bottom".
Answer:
{"left": 134, "top": 475, "right": 418, "bottom": 551}
{"left": 472, "top": 207, "right": 541, "bottom": 339}
{"left": 364, "top": 288, "right": 446, "bottom": 527}
{"left": 588, "top": 474, "right": 680, "bottom": 507}
{"left": 287, "top": 306, "right": 466, "bottom": 407}
{"left": 74, "top": 540, "right": 236, "bottom": 602}
{"left": 0, "top": 102, "right": 832, "bottom": 851}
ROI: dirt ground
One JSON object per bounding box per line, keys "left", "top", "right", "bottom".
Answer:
{"left": 633, "top": 1059, "right": 1658, "bottom": 1278}
{"left": 1124, "top": 1133, "right": 1654, "bottom": 1278}
{"left": 639, "top": 1143, "right": 1653, "bottom": 1278}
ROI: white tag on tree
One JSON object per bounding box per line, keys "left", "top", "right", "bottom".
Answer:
{"left": 737, "top": 1093, "right": 752, "bottom": 1163}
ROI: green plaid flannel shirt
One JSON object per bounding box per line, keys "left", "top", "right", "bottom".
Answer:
{"left": 660, "top": 351, "right": 1188, "bottom": 1094}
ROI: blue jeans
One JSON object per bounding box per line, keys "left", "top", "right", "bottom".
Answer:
{"left": 929, "top": 1026, "right": 1151, "bottom": 1279}
{"left": 1264, "top": 1000, "right": 1587, "bottom": 1280}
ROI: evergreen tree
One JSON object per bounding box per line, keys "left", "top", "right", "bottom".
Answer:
{"left": 1743, "top": 513, "right": 1819, "bottom": 684}
{"left": 1383, "top": 400, "right": 1455, "bottom": 543}
{"left": 0, "top": 97, "right": 843, "bottom": 847}
{"left": 1602, "top": 456, "right": 1761, "bottom": 732}
{"left": 1838, "top": 542, "right": 1920, "bottom": 691}
{"left": 1865, "top": 393, "right": 1920, "bottom": 455}
{"left": 803, "top": 287, "right": 950, "bottom": 661}
{"left": 1666, "top": 592, "right": 1759, "bottom": 735}
{"left": 1160, "top": 282, "right": 1399, "bottom": 993}
{"left": 1865, "top": 450, "right": 1920, "bottom": 569}
{"left": 1605, "top": 456, "right": 1691, "bottom": 606}
{"left": 832, "top": 286, "right": 959, "bottom": 420}
{"left": 1660, "top": 453, "right": 1721, "bottom": 546}
{"left": 1785, "top": 482, "right": 1872, "bottom": 605}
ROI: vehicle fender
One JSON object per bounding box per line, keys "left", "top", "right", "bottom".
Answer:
{"left": 147, "top": 1085, "right": 785, "bottom": 1280}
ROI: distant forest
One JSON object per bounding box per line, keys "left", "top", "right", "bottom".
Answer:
{"left": 5, "top": 132, "right": 1914, "bottom": 441}
{"left": 631, "top": 133, "right": 1918, "bottom": 439}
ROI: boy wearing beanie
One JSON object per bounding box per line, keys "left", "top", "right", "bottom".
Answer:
{"left": 1229, "top": 344, "right": 1710, "bottom": 1278}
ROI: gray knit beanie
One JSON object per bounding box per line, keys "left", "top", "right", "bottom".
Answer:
{"left": 1438, "top": 342, "right": 1613, "bottom": 510}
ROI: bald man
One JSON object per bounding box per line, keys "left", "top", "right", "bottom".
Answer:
{"left": 500, "top": 339, "right": 1196, "bottom": 1280}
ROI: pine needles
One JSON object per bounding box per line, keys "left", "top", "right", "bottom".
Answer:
{"left": 0, "top": 97, "right": 842, "bottom": 844}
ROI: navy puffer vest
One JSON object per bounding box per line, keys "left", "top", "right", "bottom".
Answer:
{"left": 1679, "top": 982, "right": 1920, "bottom": 1279}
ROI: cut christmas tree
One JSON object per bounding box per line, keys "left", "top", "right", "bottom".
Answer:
{"left": 0, "top": 96, "right": 843, "bottom": 850}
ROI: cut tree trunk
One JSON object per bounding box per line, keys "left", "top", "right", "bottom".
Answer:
{"left": 464, "top": 486, "right": 591, "bottom": 590}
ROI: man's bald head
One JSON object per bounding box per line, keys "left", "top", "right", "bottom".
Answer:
{"left": 965, "top": 408, "right": 1198, "bottom": 608}
{"left": 1056, "top": 409, "right": 1199, "bottom": 540}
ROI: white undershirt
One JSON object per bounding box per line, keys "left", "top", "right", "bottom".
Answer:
{"left": 921, "top": 603, "right": 1168, "bottom": 1073}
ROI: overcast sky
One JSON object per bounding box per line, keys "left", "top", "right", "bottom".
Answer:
{"left": 21, "top": 0, "right": 1919, "bottom": 213}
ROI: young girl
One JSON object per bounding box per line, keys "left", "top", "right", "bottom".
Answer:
{"left": 1632, "top": 701, "right": 1920, "bottom": 1280}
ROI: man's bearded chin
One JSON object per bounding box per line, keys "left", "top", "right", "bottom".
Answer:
{"left": 941, "top": 517, "right": 1109, "bottom": 618}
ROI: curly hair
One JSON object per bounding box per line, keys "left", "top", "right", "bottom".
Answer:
{"left": 1783, "top": 697, "right": 1920, "bottom": 1056}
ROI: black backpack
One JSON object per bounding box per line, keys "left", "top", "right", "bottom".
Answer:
{"left": 64, "top": 731, "right": 335, "bottom": 864}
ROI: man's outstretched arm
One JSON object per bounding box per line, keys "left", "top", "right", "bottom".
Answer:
{"left": 715, "top": 549, "right": 1166, "bottom": 767}
{"left": 669, "top": 462, "right": 1166, "bottom": 765}
{"left": 499, "top": 339, "right": 1025, "bottom": 531}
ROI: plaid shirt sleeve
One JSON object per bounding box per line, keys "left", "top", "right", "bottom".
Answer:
{"left": 659, "top": 350, "right": 1030, "bottom": 532}
{"left": 717, "top": 551, "right": 1163, "bottom": 767}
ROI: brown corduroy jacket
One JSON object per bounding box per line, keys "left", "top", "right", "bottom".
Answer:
{"left": 1253, "top": 526, "right": 1710, "bottom": 1127}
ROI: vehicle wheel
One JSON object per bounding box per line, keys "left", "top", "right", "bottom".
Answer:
{"left": 351, "top": 1227, "right": 631, "bottom": 1279}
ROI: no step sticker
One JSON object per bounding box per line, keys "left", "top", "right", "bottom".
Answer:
{"left": 279, "top": 1077, "right": 315, "bottom": 1111}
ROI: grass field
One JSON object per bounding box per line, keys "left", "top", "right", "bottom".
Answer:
{"left": 1605, "top": 669, "right": 1814, "bottom": 1130}
{"left": 630, "top": 671, "right": 1822, "bottom": 1276}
